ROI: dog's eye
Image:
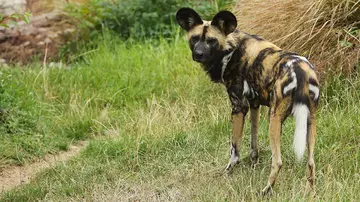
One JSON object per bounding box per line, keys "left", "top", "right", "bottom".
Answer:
{"left": 207, "top": 38, "right": 218, "bottom": 46}
{"left": 190, "top": 35, "right": 200, "bottom": 44}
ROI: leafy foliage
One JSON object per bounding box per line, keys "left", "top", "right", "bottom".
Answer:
{"left": 0, "top": 12, "right": 32, "bottom": 28}
{"left": 67, "top": 0, "right": 234, "bottom": 39}
{"left": 60, "top": 0, "right": 234, "bottom": 61}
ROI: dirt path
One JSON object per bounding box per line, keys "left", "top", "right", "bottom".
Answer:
{"left": 0, "top": 141, "right": 88, "bottom": 194}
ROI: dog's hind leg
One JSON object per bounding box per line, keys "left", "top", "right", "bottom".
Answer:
{"left": 250, "top": 107, "right": 260, "bottom": 166}
{"left": 261, "top": 110, "right": 283, "bottom": 195}
{"left": 261, "top": 93, "right": 291, "bottom": 195}
{"left": 307, "top": 109, "right": 316, "bottom": 191}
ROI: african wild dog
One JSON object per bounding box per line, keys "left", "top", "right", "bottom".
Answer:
{"left": 176, "top": 8, "right": 319, "bottom": 195}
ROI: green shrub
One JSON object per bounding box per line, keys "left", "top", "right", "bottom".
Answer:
{"left": 61, "top": 0, "right": 234, "bottom": 61}
{"left": 68, "top": 0, "right": 233, "bottom": 39}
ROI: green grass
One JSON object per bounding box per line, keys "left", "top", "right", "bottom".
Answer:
{"left": 1, "top": 33, "right": 360, "bottom": 201}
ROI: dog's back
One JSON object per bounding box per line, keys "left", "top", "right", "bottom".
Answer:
{"left": 224, "top": 30, "right": 319, "bottom": 108}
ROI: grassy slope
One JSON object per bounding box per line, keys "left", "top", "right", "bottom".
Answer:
{"left": 1, "top": 35, "right": 360, "bottom": 201}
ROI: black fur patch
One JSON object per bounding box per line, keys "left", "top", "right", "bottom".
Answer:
{"left": 227, "top": 82, "right": 249, "bottom": 115}
{"left": 249, "top": 48, "right": 280, "bottom": 91}
{"left": 201, "top": 26, "right": 208, "bottom": 40}
{"left": 293, "top": 65, "right": 310, "bottom": 107}
{"left": 252, "top": 48, "right": 279, "bottom": 71}
{"left": 232, "top": 143, "right": 239, "bottom": 156}
{"left": 309, "top": 77, "right": 319, "bottom": 86}
{"left": 205, "top": 57, "right": 225, "bottom": 82}
{"left": 280, "top": 52, "right": 298, "bottom": 59}
{"left": 251, "top": 34, "right": 264, "bottom": 41}
{"left": 227, "top": 41, "right": 236, "bottom": 49}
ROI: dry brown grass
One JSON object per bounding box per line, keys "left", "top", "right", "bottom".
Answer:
{"left": 234, "top": 0, "right": 360, "bottom": 79}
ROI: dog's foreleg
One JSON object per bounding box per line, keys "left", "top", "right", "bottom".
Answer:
{"left": 225, "top": 112, "right": 246, "bottom": 171}
{"left": 250, "top": 107, "right": 260, "bottom": 166}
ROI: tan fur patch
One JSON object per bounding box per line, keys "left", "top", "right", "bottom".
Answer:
{"left": 225, "top": 32, "right": 249, "bottom": 50}
{"left": 231, "top": 113, "right": 245, "bottom": 143}
{"left": 245, "top": 40, "right": 281, "bottom": 65}
{"left": 298, "top": 62, "right": 318, "bottom": 82}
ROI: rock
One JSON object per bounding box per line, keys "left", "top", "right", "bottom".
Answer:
{"left": 48, "top": 32, "right": 59, "bottom": 39}
{"left": 45, "top": 13, "right": 62, "bottom": 21}
{"left": 37, "top": 28, "right": 48, "bottom": 33}
{"left": 0, "top": 34, "right": 6, "bottom": 42}
{"left": 21, "top": 41, "right": 31, "bottom": 47}
{"left": 44, "top": 38, "right": 52, "bottom": 44}
{"left": 0, "top": 10, "right": 77, "bottom": 64}
{"left": 20, "top": 25, "right": 38, "bottom": 36}
{"left": 0, "top": 0, "right": 27, "bottom": 16}
{"left": 35, "top": 34, "right": 43, "bottom": 39}
{"left": 37, "top": 41, "right": 45, "bottom": 46}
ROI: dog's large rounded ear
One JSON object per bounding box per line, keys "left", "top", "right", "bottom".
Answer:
{"left": 176, "top": 8, "right": 203, "bottom": 31}
{"left": 211, "top": 11, "right": 237, "bottom": 35}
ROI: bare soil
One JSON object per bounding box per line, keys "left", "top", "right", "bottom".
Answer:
{"left": 0, "top": 141, "right": 88, "bottom": 194}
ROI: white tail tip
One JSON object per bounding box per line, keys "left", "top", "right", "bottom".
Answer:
{"left": 292, "top": 104, "right": 309, "bottom": 161}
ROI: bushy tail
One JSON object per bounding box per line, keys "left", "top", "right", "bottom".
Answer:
{"left": 292, "top": 104, "right": 309, "bottom": 161}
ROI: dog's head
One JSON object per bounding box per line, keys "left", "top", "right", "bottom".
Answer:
{"left": 176, "top": 8, "right": 237, "bottom": 64}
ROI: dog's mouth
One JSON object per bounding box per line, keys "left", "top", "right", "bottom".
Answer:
{"left": 201, "top": 63, "right": 215, "bottom": 73}
{"left": 192, "top": 55, "right": 208, "bottom": 63}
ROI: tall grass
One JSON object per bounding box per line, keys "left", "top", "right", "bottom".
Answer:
{"left": 0, "top": 32, "right": 225, "bottom": 166}
{"left": 1, "top": 33, "right": 360, "bottom": 201}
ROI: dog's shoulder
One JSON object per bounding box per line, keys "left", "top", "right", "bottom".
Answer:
{"left": 225, "top": 30, "right": 282, "bottom": 65}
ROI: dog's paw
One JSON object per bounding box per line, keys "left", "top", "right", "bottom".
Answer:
{"left": 224, "top": 156, "right": 240, "bottom": 173}
{"left": 306, "top": 181, "right": 316, "bottom": 198}
{"left": 250, "top": 149, "right": 259, "bottom": 167}
{"left": 259, "top": 184, "right": 273, "bottom": 197}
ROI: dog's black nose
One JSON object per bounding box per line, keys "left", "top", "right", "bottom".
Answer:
{"left": 193, "top": 50, "right": 204, "bottom": 62}
{"left": 194, "top": 50, "right": 203, "bottom": 58}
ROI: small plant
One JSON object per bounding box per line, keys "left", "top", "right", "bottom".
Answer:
{"left": 0, "top": 12, "right": 32, "bottom": 28}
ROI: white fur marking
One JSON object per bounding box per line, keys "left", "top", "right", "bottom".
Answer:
{"left": 203, "top": 21, "right": 211, "bottom": 26}
{"left": 286, "top": 59, "right": 297, "bottom": 67}
{"left": 294, "top": 55, "right": 308, "bottom": 63}
{"left": 309, "top": 84, "right": 319, "bottom": 100}
{"left": 221, "top": 51, "right": 235, "bottom": 83}
{"left": 285, "top": 56, "right": 315, "bottom": 69}
{"left": 292, "top": 104, "right": 309, "bottom": 161}
{"left": 230, "top": 144, "right": 238, "bottom": 163}
{"left": 243, "top": 80, "right": 250, "bottom": 95}
{"left": 294, "top": 55, "right": 315, "bottom": 69}
{"left": 283, "top": 71, "right": 297, "bottom": 95}
{"left": 188, "top": 17, "right": 194, "bottom": 26}
{"left": 226, "top": 143, "right": 239, "bottom": 170}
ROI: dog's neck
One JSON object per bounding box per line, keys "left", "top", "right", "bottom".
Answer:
{"left": 202, "top": 49, "right": 241, "bottom": 83}
{"left": 220, "top": 50, "right": 235, "bottom": 83}
{"left": 201, "top": 53, "right": 228, "bottom": 83}
{"left": 202, "top": 30, "right": 251, "bottom": 83}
